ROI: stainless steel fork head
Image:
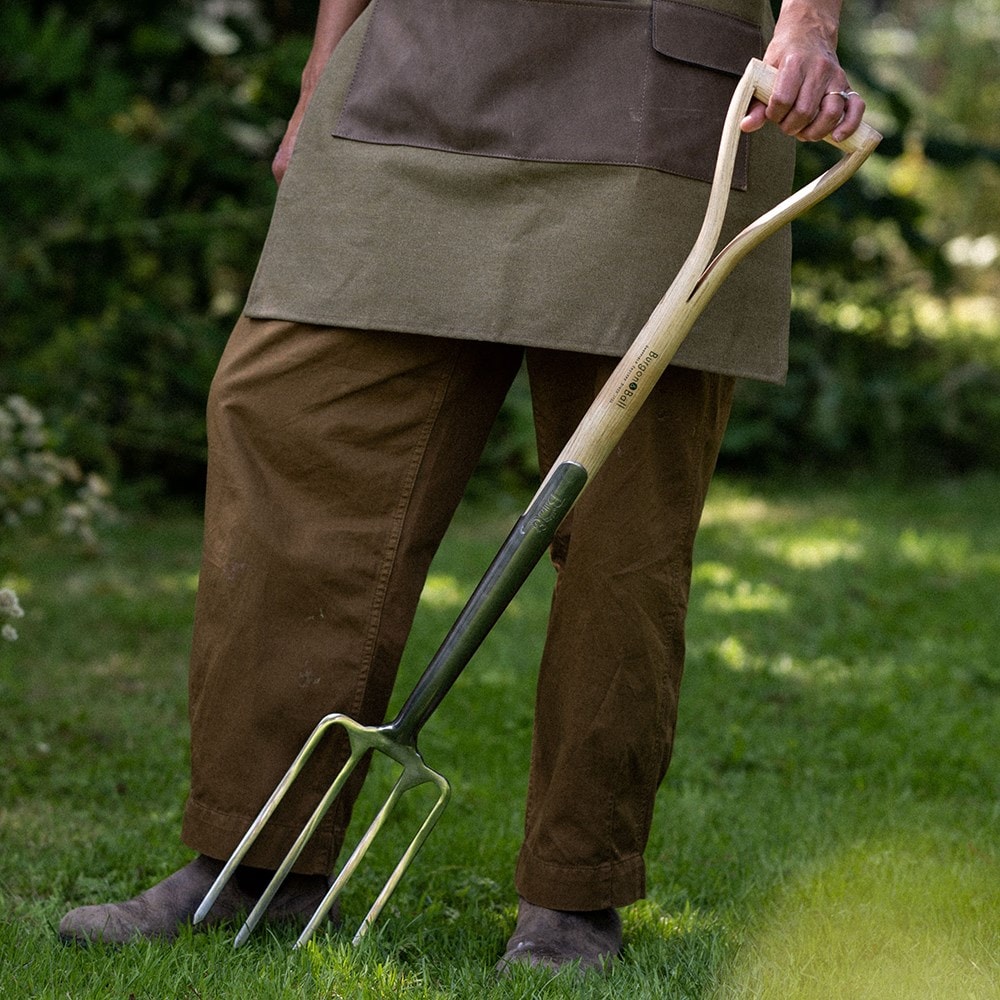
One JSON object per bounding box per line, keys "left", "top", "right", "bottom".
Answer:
{"left": 193, "top": 713, "right": 451, "bottom": 948}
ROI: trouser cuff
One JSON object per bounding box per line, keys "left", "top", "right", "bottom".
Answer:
{"left": 514, "top": 847, "right": 645, "bottom": 911}
{"left": 181, "top": 796, "right": 339, "bottom": 876}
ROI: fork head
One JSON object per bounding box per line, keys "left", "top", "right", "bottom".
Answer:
{"left": 193, "top": 712, "right": 451, "bottom": 948}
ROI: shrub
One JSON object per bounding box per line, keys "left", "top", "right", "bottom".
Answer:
{"left": 1, "top": 394, "right": 117, "bottom": 644}
{"left": 1, "top": 0, "right": 997, "bottom": 493}
{"left": 0, "top": 0, "right": 307, "bottom": 491}
{"left": 0, "top": 395, "right": 115, "bottom": 551}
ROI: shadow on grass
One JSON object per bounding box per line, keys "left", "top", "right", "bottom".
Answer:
{"left": 1, "top": 476, "right": 997, "bottom": 998}
{"left": 639, "top": 475, "right": 1000, "bottom": 998}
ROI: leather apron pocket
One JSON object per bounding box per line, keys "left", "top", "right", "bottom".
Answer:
{"left": 333, "top": 0, "right": 763, "bottom": 188}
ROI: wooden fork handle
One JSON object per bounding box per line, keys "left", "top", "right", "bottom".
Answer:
{"left": 747, "top": 58, "right": 882, "bottom": 157}
{"left": 536, "top": 58, "right": 883, "bottom": 493}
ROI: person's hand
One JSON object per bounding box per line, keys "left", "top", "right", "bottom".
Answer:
{"left": 270, "top": 0, "right": 371, "bottom": 185}
{"left": 272, "top": 96, "right": 311, "bottom": 186}
{"left": 741, "top": 0, "right": 865, "bottom": 143}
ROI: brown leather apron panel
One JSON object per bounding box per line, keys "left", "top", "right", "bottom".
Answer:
{"left": 333, "top": 0, "right": 762, "bottom": 188}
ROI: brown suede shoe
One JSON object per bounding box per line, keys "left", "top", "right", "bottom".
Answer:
{"left": 495, "top": 897, "right": 623, "bottom": 976}
{"left": 58, "top": 855, "right": 336, "bottom": 945}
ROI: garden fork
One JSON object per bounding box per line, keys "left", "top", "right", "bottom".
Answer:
{"left": 195, "top": 58, "right": 881, "bottom": 949}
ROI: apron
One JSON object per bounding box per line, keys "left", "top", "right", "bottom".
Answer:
{"left": 245, "top": 0, "right": 797, "bottom": 383}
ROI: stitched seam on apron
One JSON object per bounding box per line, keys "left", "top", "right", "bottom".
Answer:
{"left": 332, "top": 0, "right": 758, "bottom": 187}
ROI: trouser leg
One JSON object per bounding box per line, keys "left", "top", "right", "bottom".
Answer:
{"left": 181, "top": 316, "right": 522, "bottom": 873}
{"left": 515, "top": 352, "right": 735, "bottom": 910}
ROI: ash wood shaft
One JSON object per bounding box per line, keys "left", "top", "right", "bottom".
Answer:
{"left": 530, "top": 58, "right": 881, "bottom": 505}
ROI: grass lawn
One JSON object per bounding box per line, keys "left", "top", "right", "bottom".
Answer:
{"left": 1, "top": 473, "right": 998, "bottom": 999}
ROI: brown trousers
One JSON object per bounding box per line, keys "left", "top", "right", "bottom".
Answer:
{"left": 181, "top": 316, "right": 734, "bottom": 911}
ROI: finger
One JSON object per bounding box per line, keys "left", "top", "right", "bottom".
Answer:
{"left": 272, "top": 151, "right": 288, "bottom": 186}
{"left": 740, "top": 98, "right": 769, "bottom": 134}
{"left": 775, "top": 84, "right": 834, "bottom": 137}
{"left": 271, "top": 130, "right": 297, "bottom": 186}
{"left": 799, "top": 90, "right": 868, "bottom": 143}
{"left": 794, "top": 91, "right": 853, "bottom": 142}
{"left": 762, "top": 64, "right": 806, "bottom": 131}
{"left": 832, "top": 93, "right": 866, "bottom": 142}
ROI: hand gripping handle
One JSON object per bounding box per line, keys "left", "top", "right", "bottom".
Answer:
{"left": 748, "top": 58, "right": 882, "bottom": 157}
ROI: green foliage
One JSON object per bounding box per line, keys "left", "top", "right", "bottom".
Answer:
{"left": 0, "top": 0, "right": 307, "bottom": 490}
{"left": 721, "top": 0, "right": 1000, "bottom": 476}
{"left": 1, "top": 0, "right": 998, "bottom": 493}
{"left": 724, "top": 261, "right": 1000, "bottom": 475}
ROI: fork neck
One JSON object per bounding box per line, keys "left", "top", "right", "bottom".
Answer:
{"left": 384, "top": 461, "right": 589, "bottom": 747}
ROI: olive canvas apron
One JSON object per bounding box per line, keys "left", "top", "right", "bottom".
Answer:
{"left": 245, "top": 0, "right": 796, "bottom": 382}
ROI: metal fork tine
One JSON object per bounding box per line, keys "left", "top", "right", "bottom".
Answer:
{"left": 232, "top": 747, "right": 366, "bottom": 946}
{"left": 349, "top": 774, "right": 450, "bottom": 946}
{"left": 201, "top": 710, "right": 453, "bottom": 949}
{"left": 194, "top": 712, "right": 357, "bottom": 928}
{"left": 292, "top": 765, "right": 430, "bottom": 948}
{"left": 284, "top": 769, "right": 408, "bottom": 947}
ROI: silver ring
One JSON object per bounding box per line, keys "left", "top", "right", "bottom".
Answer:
{"left": 825, "top": 89, "right": 857, "bottom": 101}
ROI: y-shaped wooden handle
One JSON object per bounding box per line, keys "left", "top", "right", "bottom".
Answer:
{"left": 541, "top": 58, "right": 882, "bottom": 492}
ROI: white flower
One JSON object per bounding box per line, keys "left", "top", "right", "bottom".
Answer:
{"left": 0, "top": 588, "right": 24, "bottom": 618}
{"left": 1, "top": 590, "right": 24, "bottom": 641}
{"left": 0, "top": 457, "right": 24, "bottom": 481}
{"left": 83, "top": 473, "right": 112, "bottom": 499}
{"left": 5, "top": 395, "right": 43, "bottom": 427}
{"left": 19, "top": 497, "right": 44, "bottom": 518}
{"left": 19, "top": 427, "right": 47, "bottom": 450}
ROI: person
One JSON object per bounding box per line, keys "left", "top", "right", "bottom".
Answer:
{"left": 59, "top": 0, "right": 865, "bottom": 973}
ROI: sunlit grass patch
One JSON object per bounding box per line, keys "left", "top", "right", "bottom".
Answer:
{"left": 714, "top": 834, "right": 1000, "bottom": 1000}
{"left": 419, "top": 573, "right": 466, "bottom": 611}
{"left": 2, "top": 475, "right": 997, "bottom": 998}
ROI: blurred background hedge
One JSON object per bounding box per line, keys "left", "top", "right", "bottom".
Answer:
{"left": 2, "top": 0, "right": 998, "bottom": 500}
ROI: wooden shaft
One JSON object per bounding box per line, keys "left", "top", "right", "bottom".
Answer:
{"left": 530, "top": 58, "right": 881, "bottom": 503}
